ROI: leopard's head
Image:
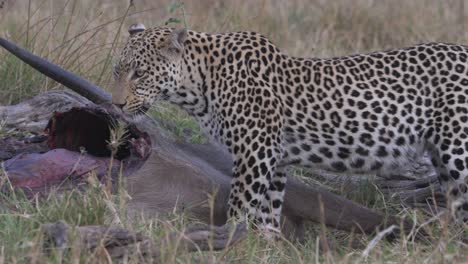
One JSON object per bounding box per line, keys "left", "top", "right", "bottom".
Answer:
{"left": 112, "top": 24, "right": 187, "bottom": 115}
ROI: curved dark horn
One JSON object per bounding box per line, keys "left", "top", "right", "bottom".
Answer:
{"left": 0, "top": 37, "right": 111, "bottom": 104}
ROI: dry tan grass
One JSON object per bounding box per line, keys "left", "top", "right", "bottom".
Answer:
{"left": 1, "top": 0, "right": 468, "bottom": 94}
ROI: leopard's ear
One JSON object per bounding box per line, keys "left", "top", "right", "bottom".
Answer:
{"left": 161, "top": 28, "right": 187, "bottom": 59}
{"left": 128, "top": 23, "right": 146, "bottom": 36}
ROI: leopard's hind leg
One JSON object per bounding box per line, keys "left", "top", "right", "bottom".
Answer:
{"left": 428, "top": 131, "right": 468, "bottom": 222}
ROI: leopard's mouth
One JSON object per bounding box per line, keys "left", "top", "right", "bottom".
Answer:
{"left": 125, "top": 102, "right": 151, "bottom": 120}
{"left": 139, "top": 102, "right": 151, "bottom": 114}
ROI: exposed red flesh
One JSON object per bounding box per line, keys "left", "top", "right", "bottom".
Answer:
{"left": 3, "top": 107, "right": 151, "bottom": 195}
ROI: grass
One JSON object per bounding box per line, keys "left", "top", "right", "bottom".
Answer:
{"left": 1, "top": 168, "right": 466, "bottom": 263}
{"left": 149, "top": 102, "right": 207, "bottom": 143}
{"left": 1, "top": 0, "right": 468, "bottom": 263}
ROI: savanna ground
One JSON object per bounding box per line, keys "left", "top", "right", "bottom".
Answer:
{"left": 1, "top": 0, "right": 468, "bottom": 263}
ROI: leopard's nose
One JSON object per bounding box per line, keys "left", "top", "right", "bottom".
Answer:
{"left": 114, "top": 103, "right": 126, "bottom": 109}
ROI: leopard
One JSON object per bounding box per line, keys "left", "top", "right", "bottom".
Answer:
{"left": 112, "top": 23, "right": 468, "bottom": 235}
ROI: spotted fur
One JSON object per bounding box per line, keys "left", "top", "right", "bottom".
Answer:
{"left": 112, "top": 26, "right": 468, "bottom": 233}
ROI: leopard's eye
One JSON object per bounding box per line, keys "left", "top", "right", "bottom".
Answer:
{"left": 135, "top": 69, "right": 146, "bottom": 78}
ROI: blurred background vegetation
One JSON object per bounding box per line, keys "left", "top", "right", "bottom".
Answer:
{"left": 3, "top": 0, "right": 468, "bottom": 142}
{"left": 1, "top": 0, "right": 468, "bottom": 105}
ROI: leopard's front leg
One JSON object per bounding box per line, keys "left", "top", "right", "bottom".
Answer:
{"left": 227, "top": 110, "right": 285, "bottom": 235}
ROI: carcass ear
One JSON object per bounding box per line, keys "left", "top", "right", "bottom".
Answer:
{"left": 128, "top": 23, "right": 146, "bottom": 36}
{"left": 161, "top": 28, "right": 187, "bottom": 59}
